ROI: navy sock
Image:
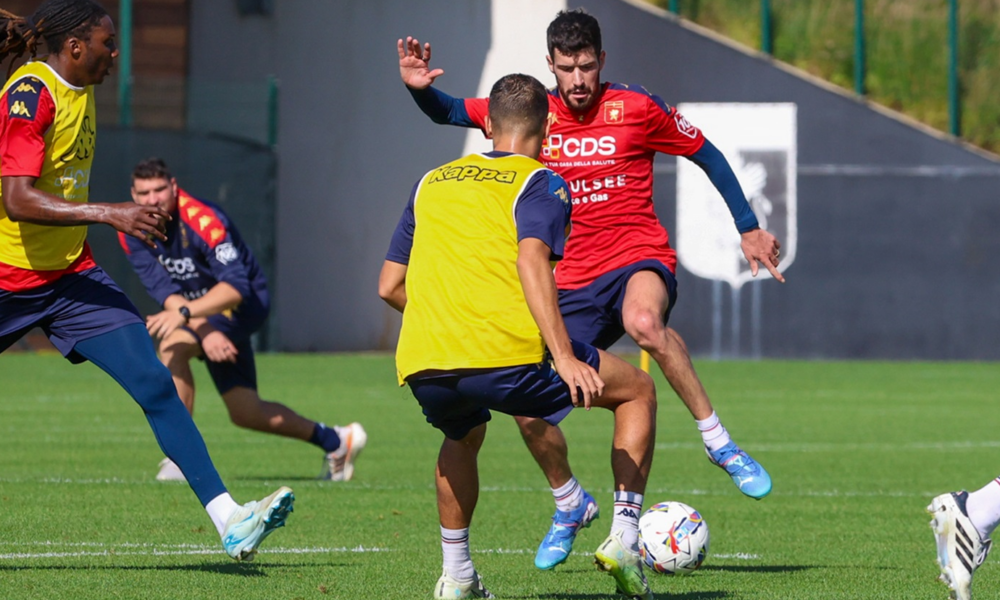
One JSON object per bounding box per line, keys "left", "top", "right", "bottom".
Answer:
{"left": 309, "top": 422, "right": 341, "bottom": 453}
{"left": 74, "top": 323, "right": 228, "bottom": 507}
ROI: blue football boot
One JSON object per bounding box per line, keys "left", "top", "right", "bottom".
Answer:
{"left": 707, "top": 441, "right": 772, "bottom": 499}
{"left": 534, "top": 489, "right": 600, "bottom": 570}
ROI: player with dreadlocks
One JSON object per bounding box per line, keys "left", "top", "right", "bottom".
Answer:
{"left": 0, "top": 0, "right": 294, "bottom": 562}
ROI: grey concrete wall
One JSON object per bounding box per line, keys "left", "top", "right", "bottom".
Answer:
{"left": 188, "top": 0, "right": 1000, "bottom": 359}
{"left": 190, "top": 0, "right": 489, "bottom": 351}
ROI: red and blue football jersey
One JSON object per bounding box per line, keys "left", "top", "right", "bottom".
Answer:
{"left": 460, "top": 83, "right": 704, "bottom": 289}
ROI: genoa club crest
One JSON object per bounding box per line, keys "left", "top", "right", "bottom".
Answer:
{"left": 675, "top": 103, "right": 797, "bottom": 289}
{"left": 604, "top": 100, "right": 624, "bottom": 124}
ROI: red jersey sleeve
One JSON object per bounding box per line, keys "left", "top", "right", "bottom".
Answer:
{"left": 464, "top": 97, "right": 489, "bottom": 131}
{"left": 642, "top": 90, "right": 705, "bottom": 157}
{"left": 0, "top": 78, "right": 54, "bottom": 177}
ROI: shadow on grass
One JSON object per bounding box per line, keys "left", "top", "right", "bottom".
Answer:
{"left": 0, "top": 561, "right": 340, "bottom": 575}
{"left": 700, "top": 564, "right": 814, "bottom": 574}
{"left": 510, "top": 593, "right": 730, "bottom": 599}
{"left": 232, "top": 475, "right": 323, "bottom": 482}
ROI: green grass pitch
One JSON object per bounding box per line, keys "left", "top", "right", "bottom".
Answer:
{"left": 0, "top": 352, "right": 996, "bottom": 599}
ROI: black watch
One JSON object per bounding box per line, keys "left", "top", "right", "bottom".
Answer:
{"left": 178, "top": 306, "right": 191, "bottom": 323}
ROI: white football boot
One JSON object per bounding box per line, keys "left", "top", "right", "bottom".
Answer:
{"left": 928, "top": 491, "right": 993, "bottom": 600}
{"left": 155, "top": 458, "right": 187, "bottom": 482}
{"left": 432, "top": 569, "right": 495, "bottom": 599}
{"left": 319, "top": 422, "right": 367, "bottom": 481}
{"left": 222, "top": 486, "right": 295, "bottom": 561}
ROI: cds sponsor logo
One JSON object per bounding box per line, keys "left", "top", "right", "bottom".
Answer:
{"left": 159, "top": 256, "right": 198, "bottom": 280}
{"left": 543, "top": 134, "right": 616, "bottom": 160}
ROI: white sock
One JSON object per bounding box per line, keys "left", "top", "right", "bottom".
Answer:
{"left": 206, "top": 493, "right": 241, "bottom": 537}
{"left": 967, "top": 478, "right": 1000, "bottom": 540}
{"left": 696, "top": 411, "right": 731, "bottom": 452}
{"left": 611, "top": 491, "right": 643, "bottom": 552}
{"left": 552, "top": 477, "right": 584, "bottom": 512}
{"left": 441, "top": 526, "right": 475, "bottom": 581}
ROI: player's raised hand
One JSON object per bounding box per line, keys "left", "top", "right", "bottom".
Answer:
{"left": 740, "top": 227, "right": 785, "bottom": 283}
{"left": 553, "top": 355, "right": 605, "bottom": 410}
{"left": 107, "top": 203, "right": 169, "bottom": 248}
{"left": 398, "top": 36, "right": 444, "bottom": 90}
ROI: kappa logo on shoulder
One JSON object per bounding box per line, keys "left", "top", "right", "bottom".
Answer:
{"left": 9, "top": 100, "right": 31, "bottom": 117}
{"left": 427, "top": 164, "right": 517, "bottom": 184}
{"left": 13, "top": 81, "right": 37, "bottom": 94}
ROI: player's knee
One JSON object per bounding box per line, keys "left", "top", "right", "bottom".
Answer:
{"left": 625, "top": 310, "right": 666, "bottom": 349}
{"left": 129, "top": 361, "right": 179, "bottom": 409}
{"left": 638, "top": 370, "right": 656, "bottom": 410}
{"left": 455, "top": 423, "right": 487, "bottom": 451}
{"left": 158, "top": 336, "right": 196, "bottom": 363}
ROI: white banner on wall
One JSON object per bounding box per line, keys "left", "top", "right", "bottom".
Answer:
{"left": 463, "top": 0, "right": 568, "bottom": 155}
{"left": 676, "top": 103, "right": 797, "bottom": 289}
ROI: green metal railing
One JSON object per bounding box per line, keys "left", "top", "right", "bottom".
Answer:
{"left": 668, "top": 0, "right": 964, "bottom": 138}
{"left": 117, "top": 0, "right": 133, "bottom": 127}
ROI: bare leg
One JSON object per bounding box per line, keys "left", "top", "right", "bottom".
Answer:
{"left": 221, "top": 386, "right": 317, "bottom": 441}
{"left": 437, "top": 424, "right": 487, "bottom": 529}
{"left": 158, "top": 329, "right": 202, "bottom": 414}
{"left": 622, "top": 270, "right": 713, "bottom": 421}
{"left": 514, "top": 415, "right": 572, "bottom": 488}
{"left": 589, "top": 350, "right": 657, "bottom": 494}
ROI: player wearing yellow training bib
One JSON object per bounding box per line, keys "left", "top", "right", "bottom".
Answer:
{"left": 393, "top": 152, "right": 569, "bottom": 381}
{"left": 378, "top": 73, "right": 658, "bottom": 600}
{"left": 0, "top": 0, "right": 294, "bottom": 559}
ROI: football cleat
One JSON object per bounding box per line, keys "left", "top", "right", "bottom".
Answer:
{"left": 222, "top": 486, "right": 295, "bottom": 561}
{"left": 928, "top": 491, "right": 993, "bottom": 600}
{"left": 433, "top": 569, "right": 495, "bottom": 599}
{"left": 707, "top": 441, "right": 772, "bottom": 499}
{"left": 594, "top": 530, "right": 653, "bottom": 600}
{"left": 535, "top": 489, "right": 600, "bottom": 570}
{"left": 155, "top": 457, "right": 186, "bottom": 482}
{"left": 319, "top": 422, "right": 367, "bottom": 481}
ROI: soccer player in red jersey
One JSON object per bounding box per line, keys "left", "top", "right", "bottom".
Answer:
{"left": 0, "top": 0, "right": 292, "bottom": 560}
{"left": 398, "top": 9, "right": 784, "bottom": 570}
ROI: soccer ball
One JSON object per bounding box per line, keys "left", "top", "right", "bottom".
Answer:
{"left": 638, "top": 501, "right": 709, "bottom": 575}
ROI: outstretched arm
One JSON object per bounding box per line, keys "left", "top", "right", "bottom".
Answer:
{"left": 398, "top": 36, "right": 444, "bottom": 90}
{"left": 397, "top": 36, "right": 485, "bottom": 128}
{"left": 687, "top": 140, "right": 785, "bottom": 282}
{"left": 3, "top": 176, "right": 168, "bottom": 246}
{"left": 517, "top": 238, "right": 604, "bottom": 408}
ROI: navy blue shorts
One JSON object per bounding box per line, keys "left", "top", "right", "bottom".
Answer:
{"left": 0, "top": 267, "right": 143, "bottom": 363}
{"left": 407, "top": 340, "right": 601, "bottom": 440}
{"left": 193, "top": 301, "right": 268, "bottom": 395}
{"left": 558, "top": 259, "right": 678, "bottom": 350}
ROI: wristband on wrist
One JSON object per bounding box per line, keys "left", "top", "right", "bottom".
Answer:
{"left": 178, "top": 306, "right": 191, "bottom": 323}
